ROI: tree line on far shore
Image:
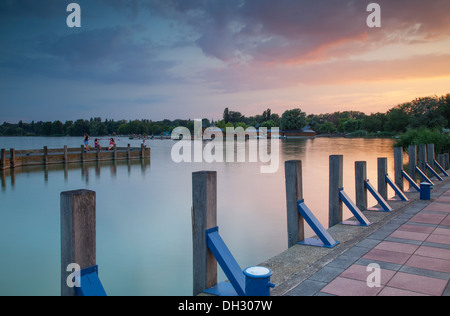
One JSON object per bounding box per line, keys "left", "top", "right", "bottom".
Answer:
{"left": 1, "top": 94, "right": 449, "bottom": 145}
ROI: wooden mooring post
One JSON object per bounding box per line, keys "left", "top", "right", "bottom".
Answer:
{"left": 285, "top": 160, "right": 304, "bottom": 248}
{"left": 329, "top": 155, "right": 343, "bottom": 227}
{"left": 408, "top": 145, "right": 417, "bottom": 188}
{"left": 355, "top": 161, "right": 368, "bottom": 211}
{"left": 0, "top": 149, "right": 5, "bottom": 171}
{"left": 394, "top": 147, "right": 404, "bottom": 192}
{"left": 192, "top": 171, "right": 218, "bottom": 296}
{"left": 44, "top": 146, "right": 49, "bottom": 165}
{"left": 10, "top": 148, "right": 15, "bottom": 169}
{"left": 64, "top": 145, "right": 68, "bottom": 163}
{"left": 60, "top": 189, "right": 96, "bottom": 296}
{"left": 427, "top": 143, "right": 436, "bottom": 169}
{"left": 377, "top": 158, "right": 388, "bottom": 200}
{"left": 419, "top": 144, "right": 427, "bottom": 174}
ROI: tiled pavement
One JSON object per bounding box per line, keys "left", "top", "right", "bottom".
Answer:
{"left": 286, "top": 189, "right": 450, "bottom": 296}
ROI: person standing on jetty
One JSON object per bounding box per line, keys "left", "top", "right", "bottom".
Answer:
{"left": 83, "top": 133, "right": 90, "bottom": 151}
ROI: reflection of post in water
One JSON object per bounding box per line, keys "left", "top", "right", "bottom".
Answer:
{"left": 1, "top": 149, "right": 6, "bottom": 171}
{"left": 0, "top": 159, "right": 148, "bottom": 186}
{"left": 111, "top": 161, "right": 117, "bottom": 178}
{"left": 64, "top": 162, "right": 68, "bottom": 182}
{"left": 95, "top": 160, "right": 101, "bottom": 179}
{"left": 10, "top": 168, "right": 15, "bottom": 189}
{"left": 44, "top": 164, "right": 49, "bottom": 183}
{"left": 141, "top": 158, "right": 150, "bottom": 173}
{"left": 82, "top": 163, "right": 89, "bottom": 184}
{"left": 1, "top": 171, "right": 6, "bottom": 191}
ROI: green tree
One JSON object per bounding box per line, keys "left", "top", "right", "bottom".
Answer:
{"left": 318, "top": 122, "right": 337, "bottom": 134}
{"left": 40, "top": 122, "right": 52, "bottom": 136}
{"left": 89, "top": 121, "right": 108, "bottom": 136}
{"left": 223, "top": 108, "right": 230, "bottom": 123}
{"left": 361, "top": 113, "right": 386, "bottom": 133}
{"left": 384, "top": 108, "right": 409, "bottom": 133}
{"left": 343, "top": 119, "right": 361, "bottom": 133}
{"left": 395, "top": 128, "right": 450, "bottom": 154}
{"left": 402, "top": 97, "right": 447, "bottom": 129}
{"left": 73, "top": 119, "right": 90, "bottom": 136}
{"left": 438, "top": 94, "right": 450, "bottom": 128}
{"left": 280, "top": 108, "right": 307, "bottom": 131}
{"left": 51, "top": 120, "right": 64, "bottom": 135}
{"left": 261, "top": 120, "right": 276, "bottom": 128}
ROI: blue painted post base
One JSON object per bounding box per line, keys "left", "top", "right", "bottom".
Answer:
{"left": 297, "top": 200, "right": 339, "bottom": 248}
{"left": 385, "top": 175, "right": 408, "bottom": 202}
{"left": 339, "top": 189, "right": 372, "bottom": 227}
{"left": 74, "top": 265, "right": 107, "bottom": 297}
{"left": 204, "top": 227, "right": 275, "bottom": 297}
{"left": 341, "top": 219, "right": 373, "bottom": 227}
{"left": 298, "top": 238, "right": 339, "bottom": 248}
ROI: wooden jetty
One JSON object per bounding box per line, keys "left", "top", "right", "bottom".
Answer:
{"left": 0, "top": 145, "right": 150, "bottom": 171}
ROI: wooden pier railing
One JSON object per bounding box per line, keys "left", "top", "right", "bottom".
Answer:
{"left": 0, "top": 144, "right": 150, "bottom": 170}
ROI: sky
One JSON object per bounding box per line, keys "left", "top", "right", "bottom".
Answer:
{"left": 1, "top": 0, "right": 450, "bottom": 123}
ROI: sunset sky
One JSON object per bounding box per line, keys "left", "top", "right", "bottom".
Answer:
{"left": 1, "top": 0, "right": 450, "bottom": 123}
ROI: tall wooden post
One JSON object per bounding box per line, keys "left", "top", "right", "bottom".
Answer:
{"left": 0, "top": 149, "right": 5, "bottom": 170}
{"left": 285, "top": 160, "right": 304, "bottom": 248}
{"left": 408, "top": 145, "right": 417, "bottom": 186}
{"left": 96, "top": 145, "right": 100, "bottom": 161}
{"left": 44, "top": 146, "right": 49, "bottom": 165}
{"left": 64, "top": 145, "right": 68, "bottom": 163}
{"left": 419, "top": 144, "right": 427, "bottom": 172}
{"left": 192, "top": 171, "right": 217, "bottom": 296}
{"left": 329, "top": 155, "right": 343, "bottom": 228}
{"left": 355, "top": 161, "right": 368, "bottom": 211}
{"left": 438, "top": 154, "right": 444, "bottom": 170}
{"left": 394, "top": 147, "right": 404, "bottom": 192}
{"left": 127, "top": 144, "right": 131, "bottom": 160}
{"left": 378, "top": 158, "right": 388, "bottom": 200}
{"left": 60, "top": 190, "right": 96, "bottom": 296}
{"left": 10, "top": 148, "right": 15, "bottom": 169}
{"left": 427, "top": 144, "right": 435, "bottom": 169}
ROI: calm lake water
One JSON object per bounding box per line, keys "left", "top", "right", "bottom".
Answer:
{"left": 0, "top": 136, "right": 399, "bottom": 296}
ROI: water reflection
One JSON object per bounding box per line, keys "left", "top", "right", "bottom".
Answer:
{"left": 0, "top": 137, "right": 397, "bottom": 296}
{"left": 0, "top": 159, "right": 150, "bottom": 190}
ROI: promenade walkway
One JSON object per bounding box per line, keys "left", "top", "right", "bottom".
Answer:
{"left": 284, "top": 182, "right": 450, "bottom": 296}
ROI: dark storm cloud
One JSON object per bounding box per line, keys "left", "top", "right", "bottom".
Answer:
{"left": 1, "top": 24, "right": 179, "bottom": 85}
{"left": 0, "top": 0, "right": 65, "bottom": 18}
{"left": 143, "top": 0, "right": 450, "bottom": 64}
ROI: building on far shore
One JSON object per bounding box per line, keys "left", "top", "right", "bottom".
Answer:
{"left": 280, "top": 126, "right": 316, "bottom": 139}
{"left": 202, "top": 125, "right": 316, "bottom": 139}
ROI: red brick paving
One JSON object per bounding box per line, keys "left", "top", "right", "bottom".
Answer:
{"left": 316, "top": 188, "right": 450, "bottom": 296}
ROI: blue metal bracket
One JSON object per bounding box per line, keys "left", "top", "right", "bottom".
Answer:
{"left": 74, "top": 265, "right": 107, "bottom": 297}
{"left": 365, "top": 180, "right": 393, "bottom": 212}
{"left": 339, "top": 189, "right": 372, "bottom": 226}
{"left": 434, "top": 160, "right": 449, "bottom": 177}
{"left": 385, "top": 175, "right": 408, "bottom": 201}
{"left": 297, "top": 200, "right": 339, "bottom": 248}
{"left": 205, "top": 227, "right": 245, "bottom": 296}
{"left": 426, "top": 163, "right": 443, "bottom": 181}
{"left": 415, "top": 166, "right": 434, "bottom": 186}
{"left": 402, "top": 170, "right": 420, "bottom": 193}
